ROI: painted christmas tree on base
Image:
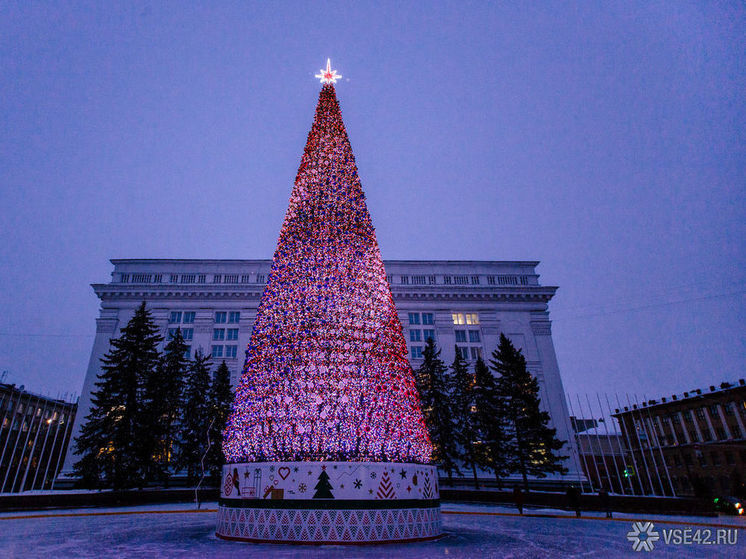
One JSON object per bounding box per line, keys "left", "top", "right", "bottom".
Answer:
{"left": 216, "top": 61, "right": 441, "bottom": 544}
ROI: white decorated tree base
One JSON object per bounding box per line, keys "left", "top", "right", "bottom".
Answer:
{"left": 216, "top": 461, "right": 442, "bottom": 544}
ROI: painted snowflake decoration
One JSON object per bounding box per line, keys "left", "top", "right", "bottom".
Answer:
{"left": 315, "top": 58, "right": 342, "bottom": 84}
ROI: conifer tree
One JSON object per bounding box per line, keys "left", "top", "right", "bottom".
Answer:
{"left": 490, "top": 333, "right": 567, "bottom": 491}
{"left": 73, "top": 302, "right": 162, "bottom": 489}
{"left": 141, "top": 328, "right": 189, "bottom": 485}
{"left": 415, "top": 338, "right": 460, "bottom": 483}
{"left": 473, "top": 356, "right": 510, "bottom": 485}
{"left": 177, "top": 349, "right": 212, "bottom": 485}
{"left": 206, "top": 360, "right": 233, "bottom": 482}
{"left": 451, "top": 350, "right": 480, "bottom": 488}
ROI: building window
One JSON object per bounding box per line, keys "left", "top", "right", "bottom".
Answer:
{"left": 410, "top": 330, "right": 421, "bottom": 342}
{"left": 421, "top": 313, "right": 434, "bottom": 325}
{"left": 181, "top": 328, "right": 193, "bottom": 341}
{"left": 153, "top": 274, "right": 162, "bottom": 283}
{"left": 412, "top": 275, "right": 426, "bottom": 285}
{"left": 132, "top": 273, "right": 152, "bottom": 283}
{"left": 468, "top": 330, "right": 481, "bottom": 343}
{"left": 470, "top": 347, "right": 483, "bottom": 360}
{"left": 697, "top": 454, "right": 707, "bottom": 467}
{"left": 471, "top": 275, "right": 480, "bottom": 285}
{"left": 215, "top": 312, "right": 227, "bottom": 324}
{"left": 689, "top": 429, "right": 699, "bottom": 442}
{"left": 452, "top": 313, "right": 465, "bottom": 325}
{"left": 466, "top": 313, "right": 479, "bottom": 325}
{"left": 408, "top": 313, "right": 420, "bottom": 325}
{"left": 455, "top": 330, "right": 467, "bottom": 343}
{"left": 386, "top": 274, "right": 393, "bottom": 284}
{"left": 197, "top": 274, "right": 206, "bottom": 283}
{"left": 257, "top": 274, "right": 265, "bottom": 283}
{"left": 213, "top": 329, "right": 225, "bottom": 341}
{"left": 487, "top": 275, "right": 496, "bottom": 285}
{"left": 169, "top": 312, "right": 182, "bottom": 324}
{"left": 410, "top": 346, "right": 423, "bottom": 359}
{"left": 181, "top": 274, "right": 196, "bottom": 284}
{"left": 184, "top": 346, "right": 191, "bottom": 359}
{"left": 400, "top": 276, "right": 409, "bottom": 285}
{"left": 167, "top": 328, "right": 179, "bottom": 340}
{"left": 443, "top": 276, "right": 452, "bottom": 285}
{"left": 520, "top": 276, "right": 529, "bottom": 285}
{"left": 724, "top": 403, "right": 734, "bottom": 416}
{"left": 428, "top": 275, "right": 436, "bottom": 285}
{"left": 456, "top": 346, "right": 469, "bottom": 360}
{"left": 212, "top": 345, "right": 224, "bottom": 358}
{"left": 454, "top": 275, "right": 469, "bottom": 285}
{"left": 225, "top": 345, "right": 238, "bottom": 359}
{"left": 423, "top": 329, "right": 436, "bottom": 342}
{"left": 120, "top": 274, "right": 130, "bottom": 283}
{"left": 225, "top": 274, "right": 239, "bottom": 284}
{"left": 183, "top": 311, "right": 195, "bottom": 324}
{"left": 213, "top": 274, "right": 222, "bottom": 284}
{"left": 715, "top": 427, "right": 726, "bottom": 440}
{"left": 227, "top": 328, "right": 239, "bottom": 341}
{"left": 241, "top": 275, "right": 251, "bottom": 283}
{"left": 228, "top": 311, "right": 240, "bottom": 323}
{"left": 695, "top": 408, "right": 705, "bottom": 420}
{"left": 170, "top": 274, "right": 179, "bottom": 284}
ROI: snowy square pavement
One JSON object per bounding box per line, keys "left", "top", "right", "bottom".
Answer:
{"left": 1, "top": 501, "right": 743, "bottom": 558}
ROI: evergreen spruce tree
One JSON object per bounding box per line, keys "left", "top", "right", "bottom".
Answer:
{"left": 73, "top": 302, "right": 162, "bottom": 489}
{"left": 490, "top": 333, "right": 567, "bottom": 491}
{"left": 415, "top": 338, "right": 460, "bottom": 483}
{"left": 473, "top": 356, "right": 510, "bottom": 486}
{"left": 451, "top": 349, "right": 480, "bottom": 488}
{"left": 206, "top": 360, "right": 233, "bottom": 483}
{"left": 141, "top": 328, "right": 189, "bottom": 485}
{"left": 177, "top": 349, "right": 212, "bottom": 485}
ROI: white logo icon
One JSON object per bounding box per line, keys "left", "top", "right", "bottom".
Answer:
{"left": 627, "top": 521, "right": 660, "bottom": 552}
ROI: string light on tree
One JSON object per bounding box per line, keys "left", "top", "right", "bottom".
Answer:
{"left": 222, "top": 61, "right": 433, "bottom": 465}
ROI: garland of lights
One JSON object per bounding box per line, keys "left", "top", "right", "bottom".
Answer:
{"left": 222, "top": 73, "right": 433, "bottom": 464}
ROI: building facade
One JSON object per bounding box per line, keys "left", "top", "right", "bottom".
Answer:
{"left": 1, "top": 383, "right": 77, "bottom": 493}
{"left": 614, "top": 380, "right": 746, "bottom": 497}
{"left": 60, "top": 258, "right": 580, "bottom": 481}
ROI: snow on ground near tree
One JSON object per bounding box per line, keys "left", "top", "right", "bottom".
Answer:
{"left": 1, "top": 502, "right": 743, "bottom": 558}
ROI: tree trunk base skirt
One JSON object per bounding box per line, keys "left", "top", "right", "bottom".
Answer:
{"left": 216, "top": 461, "right": 442, "bottom": 543}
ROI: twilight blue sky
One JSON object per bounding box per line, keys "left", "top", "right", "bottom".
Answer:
{"left": 0, "top": 2, "right": 744, "bottom": 400}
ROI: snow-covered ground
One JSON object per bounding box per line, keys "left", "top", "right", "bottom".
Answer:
{"left": 1, "top": 501, "right": 743, "bottom": 558}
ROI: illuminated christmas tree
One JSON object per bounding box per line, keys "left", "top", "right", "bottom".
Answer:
{"left": 223, "top": 61, "right": 433, "bottom": 466}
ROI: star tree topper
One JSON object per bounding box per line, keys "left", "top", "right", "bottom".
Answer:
{"left": 315, "top": 58, "right": 342, "bottom": 84}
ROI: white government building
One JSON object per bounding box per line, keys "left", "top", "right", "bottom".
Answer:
{"left": 61, "top": 258, "right": 582, "bottom": 481}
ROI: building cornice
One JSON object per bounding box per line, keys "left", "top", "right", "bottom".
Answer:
{"left": 92, "top": 284, "right": 558, "bottom": 303}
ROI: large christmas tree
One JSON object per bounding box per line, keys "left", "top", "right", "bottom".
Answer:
{"left": 223, "top": 62, "right": 432, "bottom": 465}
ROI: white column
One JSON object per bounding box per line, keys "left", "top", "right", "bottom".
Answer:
{"left": 714, "top": 404, "right": 732, "bottom": 439}
{"left": 59, "top": 311, "right": 119, "bottom": 476}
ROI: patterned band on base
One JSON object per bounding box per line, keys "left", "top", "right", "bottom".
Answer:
{"left": 216, "top": 505, "right": 442, "bottom": 544}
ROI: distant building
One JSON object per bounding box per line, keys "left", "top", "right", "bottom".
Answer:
{"left": 0, "top": 383, "right": 77, "bottom": 493}
{"left": 614, "top": 380, "right": 746, "bottom": 497}
{"left": 60, "top": 258, "right": 581, "bottom": 483}
{"left": 571, "top": 417, "right": 626, "bottom": 493}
